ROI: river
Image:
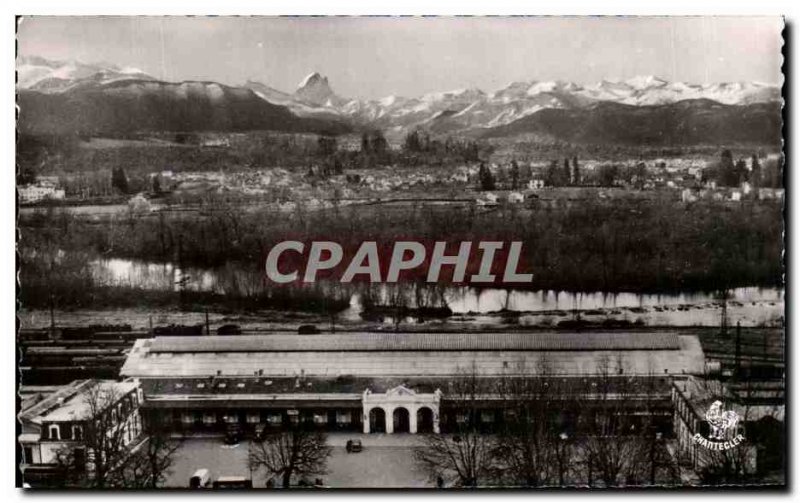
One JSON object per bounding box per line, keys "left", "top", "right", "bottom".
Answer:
{"left": 88, "top": 258, "right": 784, "bottom": 328}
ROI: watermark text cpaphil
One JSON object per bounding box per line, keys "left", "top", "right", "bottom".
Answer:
{"left": 265, "top": 240, "right": 534, "bottom": 285}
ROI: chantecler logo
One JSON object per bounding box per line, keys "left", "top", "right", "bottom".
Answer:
{"left": 692, "top": 400, "right": 744, "bottom": 451}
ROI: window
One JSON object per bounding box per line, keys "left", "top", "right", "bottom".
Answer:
{"left": 72, "top": 425, "right": 83, "bottom": 441}
{"left": 246, "top": 413, "right": 261, "bottom": 424}
{"left": 48, "top": 424, "right": 60, "bottom": 440}
{"left": 23, "top": 446, "right": 33, "bottom": 465}
{"left": 267, "top": 414, "right": 282, "bottom": 425}
{"left": 203, "top": 413, "right": 216, "bottom": 425}
{"left": 336, "top": 411, "right": 352, "bottom": 424}
{"left": 181, "top": 413, "right": 195, "bottom": 424}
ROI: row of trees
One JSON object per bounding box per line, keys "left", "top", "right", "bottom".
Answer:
{"left": 402, "top": 130, "right": 482, "bottom": 163}
{"left": 704, "top": 150, "right": 783, "bottom": 188}
{"left": 543, "top": 156, "right": 581, "bottom": 187}
{"left": 415, "top": 358, "right": 680, "bottom": 488}
{"left": 46, "top": 367, "right": 779, "bottom": 488}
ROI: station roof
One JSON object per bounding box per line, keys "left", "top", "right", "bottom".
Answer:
{"left": 148, "top": 332, "right": 681, "bottom": 353}
{"left": 122, "top": 332, "right": 705, "bottom": 379}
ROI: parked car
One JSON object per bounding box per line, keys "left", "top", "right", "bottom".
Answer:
{"left": 224, "top": 424, "right": 242, "bottom": 445}
{"left": 346, "top": 439, "right": 363, "bottom": 453}
{"left": 216, "top": 324, "right": 241, "bottom": 335}
{"left": 212, "top": 476, "right": 252, "bottom": 489}
{"left": 189, "top": 468, "right": 211, "bottom": 488}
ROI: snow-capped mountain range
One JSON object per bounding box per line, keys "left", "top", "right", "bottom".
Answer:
{"left": 248, "top": 70, "right": 781, "bottom": 134}
{"left": 18, "top": 56, "right": 782, "bottom": 136}
{"left": 17, "top": 55, "right": 156, "bottom": 93}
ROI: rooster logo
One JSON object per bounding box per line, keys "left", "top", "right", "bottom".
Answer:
{"left": 705, "top": 400, "right": 740, "bottom": 440}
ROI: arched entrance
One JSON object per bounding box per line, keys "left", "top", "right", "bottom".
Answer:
{"left": 417, "top": 407, "right": 434, "bottom": 433}
{"left": 368, "top": 408, "right": 386, "bottom": 433}
{"left": 393, "top": 407, "right": 410, "bottom": 433}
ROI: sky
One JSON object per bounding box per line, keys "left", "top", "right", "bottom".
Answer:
{"left": 17, "top": 16, "right": 784, "bottom": 100}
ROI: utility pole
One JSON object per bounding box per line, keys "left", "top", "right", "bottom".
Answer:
{"left": 720, "top": 291, "right": 729, "bottom": 337}
{"left": 205, "top": 309, "right": 210, "bottom": 335}
{"left": 49, "top": 292, "right": 56, "bottom": 339}
{"left": 735, "top": 321, "right": 742, "bottom": 380}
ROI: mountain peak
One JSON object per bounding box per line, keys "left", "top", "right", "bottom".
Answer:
{"left": 624, "top": 75, "right": 668, "bottom": 89}
{"left": 295, "top": 72, "right": 341, "bottom": 106}
{"left": 298, "top": 72, "right": 327, "bottom": 89}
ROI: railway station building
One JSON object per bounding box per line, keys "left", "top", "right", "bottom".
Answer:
{"left": 120, "top": 332, "right": 706, "bottom": 436}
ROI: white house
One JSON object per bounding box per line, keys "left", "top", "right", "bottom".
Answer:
{"left": 507, "top": 192, "right": 525, "bottom": 204}
{"left": 476, "top": 192, "right": 499, "bottom": 206}
{"left": 18, "top": 380, "right": 142, "bottom": 487}
{"left": 128, "top": 194, "right": 153, "bottom": 214}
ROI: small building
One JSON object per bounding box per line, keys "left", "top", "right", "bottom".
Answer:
{"left": 476, "top": 193, "right": 499, "bottom": 207}
{"left": 758, "top": 188, "right": 784, "bottom": 200}
{"left": 128, "top": 194, "right": 153, "bottom": 214}
{"left": 18, "top": 184, "right": 66, "bottom": 204}
{"left": 672, "top": 376, "right": 784, "bottom": 478}
{"left": 507, "top": 192, "right": 525, "bottom": 204}
{"left": 18, "top": 380, "right": 142, "bottom": 487}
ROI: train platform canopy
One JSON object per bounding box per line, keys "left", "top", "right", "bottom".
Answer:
{"left": 121, "top": 332, "right": 706, "bottom": 379}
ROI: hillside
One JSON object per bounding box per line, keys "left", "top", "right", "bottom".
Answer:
{"left": 18, "top": 79, "right": 351, "bottom": 136}
{"left": 478, "top": 99, "right": 783, "bottom": 146}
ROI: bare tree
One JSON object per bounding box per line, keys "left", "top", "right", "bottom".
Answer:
{"left": 414, "top": 362, "right": 496, "bottom": 487}
{"left": 493, "top": 356, "right": 564, "bottom": 487}
{"left": 54, "top": 382, "right": 139, "bottom": 488}
{"left": 637, "top": 365, "right": 681, "bottom": 486}
{"left": 248, "top": 424, "right": 332, "bottom": 488}
{"left": 115, "top": 422, "right": 182, "bottom": 489}
{"left": 576, "top": 354, "right": 648, "bottom": 487}
{"left": 386, "top": 283, "right": 411, "bottom": 331}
